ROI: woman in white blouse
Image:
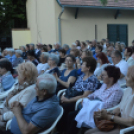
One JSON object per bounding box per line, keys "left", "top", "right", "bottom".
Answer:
{"left": 94, "top": 52, "right": 109, "bottom": 77}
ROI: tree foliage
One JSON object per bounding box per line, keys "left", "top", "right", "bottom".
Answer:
{"left": 100, "top": 0, "right": 119, "bottom": 5}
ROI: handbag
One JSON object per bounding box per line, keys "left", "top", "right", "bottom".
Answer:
{"left": 94, "top": 115, "right": 115, "bottom": 132}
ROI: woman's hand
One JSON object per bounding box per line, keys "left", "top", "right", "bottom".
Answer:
{"left": 94, "top": 109, "right": 108, "bottom": 120}
{"left": 112, "top": 108, "right": 120, "bottom": 116}
{"left": 61, "top": 95, "right": 70, "bottom": 103}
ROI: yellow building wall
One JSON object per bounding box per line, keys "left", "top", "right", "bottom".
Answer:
{"left": 26, "top": 0, "right": 134, "bottom": 46}
{"left": 12, "top": 29, "right": 31, "bottom": 49}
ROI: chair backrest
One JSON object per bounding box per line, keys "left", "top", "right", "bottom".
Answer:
{"left": 39, "top": 106, "right": 64, "bottom": 134}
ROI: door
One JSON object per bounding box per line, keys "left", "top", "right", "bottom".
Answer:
{"left": 107, "top": 24, "right": 128, "bottom": 46}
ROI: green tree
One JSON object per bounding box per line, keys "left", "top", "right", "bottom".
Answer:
{"left": 100, "top": 0, "right": 119, "bottom": 5}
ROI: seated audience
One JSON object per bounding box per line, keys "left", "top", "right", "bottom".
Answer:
{"left": 107, "top": 46, "right": 114, "bottom": 63}
{"left": 13, "top": 50, "right": 24, "bottom": 67}
{"left": 35, "top": 44, "right": 42, "bottom": 61}
{"left": 63, "top": 44, "right": 70, "bottom": 55}
{"left": 85, "top": 40, "right": 92, "bottom": 50}
{"left": 0, "top": 60, "right": 15, "bottom": 92}
{"left": 20, "top": 46, "right": 27, "bottom": 59}
{"left": 71, "top": 43, "right": 77, "bottom": 50}
{"left": 37, "top": 52, "right": 49, "bottom": 75}
{"left": 53, "top": 42, "right": 61, "bottom": 54}
{"left": 2, "top": 48, "right": 10, "bottom": 59}
{"left": 124, "top": 47, "right": 134, "bottom": 67}
{"left": 44, "top": 53, "right": 60, "bottom": 76}
{"left": 58, "top": 49, "right": 66, "bottom": 67}
{"left": 115, "top": 42, "right": 124, "bottom": 59}
{"left": 91, "top": 40, "right": 97, "bottom": 55}
{"left": 8, "top": 48, "right": 17, "bottom": 65}
{"left": 25, "top": 44, "right": 30, "bottom": 54}
{"left": 27, "top": 50, "right": 39, "bottom": 66}
{"left": 80, "top": 41, "right": 87, "bottom": 52}
{"left": 57, "top": 57, "right": 100, "bottom": 133}
{"left": 93, "top": 44, "right": 102, "bottom": 60}
{"left": 94, "top": 52, "right": 109, "bottom": 77}
{"left": 47, "top": 44, "right": 53, "bottom": 53}
{"left": 101, "top": 39, "right": 107, "bottom": 53}
{"left": 0, "top": 62, "right": 38, "bottom": 127}
{"left": 67, "top": 66, "right": 123, "bottom": 134}
{"left": 55, "top": 55, "right": 77, "bottom": 93}
{"left": 111, "top": 50, "right": 128, "bottom": 85}
{"left": 29, "top": 43, "right": 35, "bottom": 51}
{"left": 120, "top": 42, "right": 126, "bottom": 52}
{"left": 3, "top": 74, "right": 61, "bottom": 134}
{"left": 85, "top": 65, "right": 134, "bottom": 134}
{"left": 41, "top": 45, "right": 48, "bottom": 52}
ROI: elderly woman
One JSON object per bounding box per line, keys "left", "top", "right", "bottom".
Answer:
{"left": 66, "top": 66, "right": 123, "bottom": 134}
{"left": 55, "top": 55, "right": 77, "bottom": 93}
{"left": 13, "top": 50, "right": 24, "bottom": 67}
{"left": 44, "top": 53, "right": 60, "bottom": 76}
{"left": 0, "top": 60, "right": 15, "bottom": 92}
{"left": 0, "top": 62, "right": 38, "bottom": 127}
{"left": 85, "top": 65, "right": 134, "bottom": 134}
{"left": 57, "top": 56, "right": 100, "bottom": 133}
{"left": 94, "top": 52, "right": 109, "bottom": 77}
{"left": 37, "top": 52, "right": 49, "bottom": 75}
{"left": 124, "top": 47, "right": 134, "bottom": 67}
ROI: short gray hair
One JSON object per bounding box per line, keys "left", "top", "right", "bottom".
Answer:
{"left": 41, "top": 52, "right": 49, "bottom": 61}
{"left": 63, "top": 44, "right": 69, "bottom": 49}
{"left": 56, "top": 42, "right": 61, "bottom": 46}
{"left": 37, "top": 74, "right": 57, "bottom": 94}
{"left": 120, "top": 42, "right": 126, "bottom": 47}
{"left": 21, "top": 46, "right": 26, "bottom": 51}
{"left": 112, "top": 50, "right": 122, "bottom": 58}
{"left": 15, "top": 50, "right": 23, "bottom": 56}
{"left": 8, "top": 48, "right": 15, "bottom": 53}
{"left": 49, "top": 53, "right": 59, "bottom": 65}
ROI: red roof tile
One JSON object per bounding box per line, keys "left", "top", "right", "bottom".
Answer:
{"left": 58, "top": 0, "right": 134, "bottom": 8}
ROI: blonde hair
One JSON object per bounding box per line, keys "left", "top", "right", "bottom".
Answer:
{"left": 17, "top": 62, "right": 38, "bottom": 83}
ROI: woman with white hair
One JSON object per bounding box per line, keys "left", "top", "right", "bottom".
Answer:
{"left": 37, "top": 52, "right": 50, "bottom": 75}
{"left": 44, "top": 53, "right": 60, "bottom": 76}
{"left": 13, "top": 50, "right": 24, "bottom": 67}
{"left": 0, "top": 62, "right": 38, "bottom": 127}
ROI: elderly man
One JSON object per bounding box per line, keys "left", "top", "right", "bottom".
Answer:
{"left": 107, "top": 46, "right": 114, "bottom": 63}
{"left": 111, "top": 50, "right": 128, "bottom": 85}
{"left": 63, "top": 44, "right": 70, "bottom": 55}
{"left": 53, "top": 42, "right": 62, "bottom": 54}
{"left": 4, "top": 74, "right": 60, "bottom": 134}
{"left": 37, "top": 52, "right": 50, "bottom": 75}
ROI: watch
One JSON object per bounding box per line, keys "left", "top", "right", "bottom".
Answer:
{"left": 110, "top": 115, "right": 114, "bottom": 121}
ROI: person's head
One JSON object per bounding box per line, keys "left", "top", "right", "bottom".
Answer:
{"left": 29, "top": 43, "right": 35, "bottom": 50}
{"left": 92, "top": 39, "right": 97, "bottom": 47}
{"left": 48, "top": 53, "right": 59, "bottom": 67}
{"left": 15, "top": 50, "right": 23, "bottom": 58}
{"left": 124, "top": 47, "right": 133, "bottom": 57}
{"left": 95, "top": 44, "right": 103, "bottom": 54}
{"left": 65, "top": 54, "right": 75, "bottom": 69}
{"left": 39, "top": 52, "right": 49, "bottom": 64}
{"left": 126, "top": 66, "right": 134, "bottom": 87}
{"left": 55, "top": 42, "right": 61, "bottom": 49}
{"left": 2, "top": 48, "right": 8, "bottom": 56}
{"left": 111, "top": 50, "right": 122, "bottom": 65}
{"left": 75, "top": 40, "right": 81, "bottom": 46}
{"left": 109, "top": 41, "right": 114, "bottom": 47}
{"left": 101, "top": 39, "right": 106, "bottom": 45}
{"left": 17, "top": 62, "right": 38, "bottom": 85}
{"left": 47, "top": 44, "right": 52, "bottom": 51}
{"left": 71, "top": 43, "right": 77, "bottom": 50}
{"left": 26, "top": 44, "right": 30, "bottom": 51}
{"left": 102, "top": 65, "right": 120, "bottom": 85}
{"left": 115, "top": 44, "right": 122, "bottom": 52}
{"left": 41, "top": 46, "right": 48, "bottom": 52}
{"left": 81, "top": 41, "right": 87, "bottom": 49}
{"left": 59, "top": 49, "right": 66, "bottom": 58}
{"left": 120, "top": 42, "right": 126, "bottom": 51}
{"left": 0, "top": 59, "right": 13, "bottom": 76}
{"left": 81, "top": 57, "right": 97, "bottom": 74}
{"left": 8, "top": 48, "right": 15, "bottom": 56}
{"left": 27, "top": 50, "right": 36, "bottom": 61}
{"left": 81, "top": 50, "right": 92, "bottom": 59}
{"left": 115, "top": 41, "right": 120, "bottom": 46}
{"left": 96, "top": 52, "right": 109, "bottom": 65}
{"left": 107, "top": 46, "right": 114, "bottom": 57}
{"left": 63, "top": 44, "right": 70, "bottom": 51}
{"left": 35, "top": 74, "right": 57, "bottom": 97}
{"left": 106, "top": 41, "right": 110, "bottom": 48}
{"left": 132, "top": 40, "right": 134, "bottom": 46}
{"left": 20, "top": 46, "right": 26, "bottom": 52}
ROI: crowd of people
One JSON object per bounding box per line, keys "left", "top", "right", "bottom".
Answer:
{"left": 0, "top": 39, "right": 134, "bottom": 134}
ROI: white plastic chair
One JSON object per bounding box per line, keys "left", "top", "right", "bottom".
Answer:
{"left": 6, "top": 106, "right": 64, "bottom": 134}
{"left": 120, "top": 126, "right": 134, "bottom": 134}
{"left": 0, "top": 79, "right": 18, "bottom": 100}
{"left": 57, "top": 89, "right": 67, "bottom": 98}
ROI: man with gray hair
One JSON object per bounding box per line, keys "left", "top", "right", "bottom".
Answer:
{"left": 111, "top": 50, "right": 128, "bottom": 85}
{"left": 63, "top": 44, "right": 70, "bottom": 55}
{"left": 10, "top": 73, "right": 60, "bottom": 134}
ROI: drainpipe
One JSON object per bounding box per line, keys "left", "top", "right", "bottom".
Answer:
{"left": 58, "top": 7, "right": 64, "bottom": 46}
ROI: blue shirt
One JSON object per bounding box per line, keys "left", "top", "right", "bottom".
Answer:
{"left": 93, "top": 53, "right": 97, "bottom": 60}
{"left": 60, "top": 69, "right": 77, "bottom": 82}
{"left": 66, "top": 49, "right": 70, "bottom": 55}
{"left": 9, "top": 54, "right": 17, "bottom": 65}
{"left": 107, "top": 56, "right": 113, "bottom": 64}
{"left": 11, "top": 95, "right": 60, "bottom": 134}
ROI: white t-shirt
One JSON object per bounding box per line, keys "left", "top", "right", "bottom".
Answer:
{"left": 115, "top": 60, "right": 128, "bottom": 85}
{"left": 37, "top": 63, "right": 49, "bottom": 75}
